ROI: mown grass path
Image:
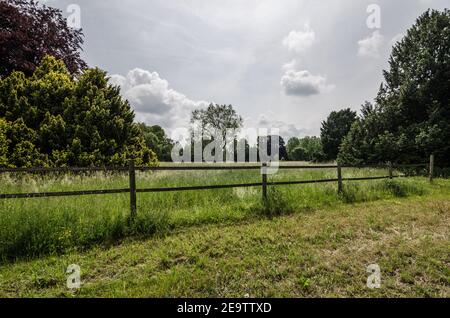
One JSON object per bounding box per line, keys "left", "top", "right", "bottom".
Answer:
{"left": 0, "top": 191, "right": 448, "bottom": 297}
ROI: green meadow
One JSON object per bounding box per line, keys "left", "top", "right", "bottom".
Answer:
{"left": 0, "top": 175, "right": 448, "bottom": 297}
{"left": 0, "top": 164, "right": 439, "bottom": 263}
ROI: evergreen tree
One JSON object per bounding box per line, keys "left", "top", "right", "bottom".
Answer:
{"left": 0, "top": 56, "right": 156, "bottom": 167}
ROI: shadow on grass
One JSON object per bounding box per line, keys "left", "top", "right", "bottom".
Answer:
{"left": 339, "top": 179, "right": 426, "bottom": 203}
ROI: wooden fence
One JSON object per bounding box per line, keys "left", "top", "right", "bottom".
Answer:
{"left": 0, "top": 155, "right": 435, "bottom": 218}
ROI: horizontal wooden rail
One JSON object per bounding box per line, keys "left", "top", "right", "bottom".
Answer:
{"left": 0, "top": 163, "right": 428, "bottom": 174}
{"left": 0, "top": 157, "right": 435, "bottom": 217}
{"left": 343, "top": 175, "right": 399, "bottom": 181}
{"left": 269, "top": 178, "right": 340, "bottom": 186}
{"left": 0, "top": 188, "right": 129, "bottom": 199}
{"left": 392, "top": 163, "right": 428, "bottom": 167}
{"left": 0, "top": 175, "right": 399, "bottom": 199}
{"left": 269, "top": 175, "right": 399, "bottom": 186}
{"left": 139, "top": 165, "right": 340, "bottom": 171}
{"left": 0, "top": 167, "right": 128, "bottom": 173}
{"left": 138, "top": 166, "right": 261, "bottom": 171}
{"left": 0, "top": 165, "right": 339, "bottom": 174}
{"left": 137, "top": 182, "right": 262, "bottom": 193}
{"left": 0, "top": 165, "right": 336, "bottom": 173}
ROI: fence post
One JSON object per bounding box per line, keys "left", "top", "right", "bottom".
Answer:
{"left": 129, "top": 159, "right": 137, "bottom": 218}
{"left": 262, "top": 162, "right": 267, "bottom": 201}
{"left": 429, "top": 154, "right": 434, "bottom": 183}
{"left": 337, "top": 162, "right": 343, "bottom": 194}
{"left": 388, "top": 161, "right": 393, "bottom": 179}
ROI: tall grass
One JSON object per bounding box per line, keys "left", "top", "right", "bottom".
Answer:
{"left": 0, "top": 166, "right": 430, "bottom": 263}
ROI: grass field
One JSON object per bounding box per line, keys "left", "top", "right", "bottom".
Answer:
{"left": 0, "top": 165, "right": 428, "bottom": 262}
{"left": 0, "top": 165, "right": 449, "bottom": 297}
{"left": 0, "top": 187, "right": 448, "bottom": 297}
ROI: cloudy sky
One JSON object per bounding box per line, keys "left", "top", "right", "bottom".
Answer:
{"left": 45, "top": 0, "right": 448, "bottom": 138}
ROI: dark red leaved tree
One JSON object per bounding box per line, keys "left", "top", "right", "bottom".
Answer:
{"left": 0, "top": 0, "right": 87, "bottom": 76}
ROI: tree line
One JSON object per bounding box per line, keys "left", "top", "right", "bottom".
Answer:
{"left": 290, "top": 10, "right": 449, "bottom": 166}
{"left": 277, "top": 9, "right": 450, "bottom": 166}
{"left": 339, "top": 10, "right": 450, "bottom": 167}
{"left": 0, "top": 0, "right": 448, "bottom": 166}
{"left": 182, "top": 9, "right": 449, "bottom": 166}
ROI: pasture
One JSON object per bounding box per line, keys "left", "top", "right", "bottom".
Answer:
{"left": 0, "top": 164, "right": 436, "bottom": 260}
{"left": 0, "top": 163, "right": 449, "bottom": 297}
{"left": 0, "top": 178, "right": 450, "bottom": 297}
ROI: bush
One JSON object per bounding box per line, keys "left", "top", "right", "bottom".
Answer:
{"left": 434, "top": 167, "right": 450, "bottom": 178}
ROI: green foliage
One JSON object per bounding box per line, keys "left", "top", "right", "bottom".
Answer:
{"left": 382, "top": 180, "right": 407, "bottom": 197}
{"left": 0, "top": 56, "right": 157, "bottom": 167}
{"left": 320, "top": 108, "right": 357, "bottom": 160}
{"left": 339, "top": 9, "right": 450, "bottom": 166}
{"left": 189, "top": 103, "right": 244, "bottom": 162}
{"left": 0, "top": 0, "right": 87, "bottom": 76}
{"left": 191, "top": 103, "right": 243, "bottom": 139}
{"left": 0, "top": 119, "right": 8, "bottom": 166}
{"left": 137, "top": 123, "right": 173, "bottom": 162}
{"left": 290, "top": 146, "right": 306, "bottom": 161}
{"left": 287, "top": 136, "right": 325, "bottom": 162}
{"left": 257, "top": 135, "right": 288, "bottom": 161}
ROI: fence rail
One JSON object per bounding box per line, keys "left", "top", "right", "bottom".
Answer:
{"left": 0, "top": 155, "right": 435, "bottom": 218}
{"left": 0, "top": 163, "right": 429, "bottom": 173}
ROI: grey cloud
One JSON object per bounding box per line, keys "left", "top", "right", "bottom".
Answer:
{"left": 280, "top": 70, "right": 333, "bottom": 96}
{"left": 244, "top": 112, "right": 313, "bottom": 140}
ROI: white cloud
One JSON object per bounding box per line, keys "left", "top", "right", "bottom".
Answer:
{"left": 282, "top": 59, "right": 301, "bottom": 71}
{"left": 357, "top": 30, "right": 384, "bottom": 58}
{"left": 280, "top": 70, "right": 334, "bottom": 97}
{"left": 243, "top": 112, "right": 313, "bottom": 140}
{"left": 282, "top": 24, "right": 316, "bottom": 53}
{"left": 111, "top": 68, "right": 314, "bottom": 139}
{"left": 280, "top": 24, "right": 333, "bottom": 97}
{"left": 109, "top": 69, "right": 209, "bottom": 131}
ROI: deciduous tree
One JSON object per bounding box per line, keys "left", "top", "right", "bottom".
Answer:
{"left": 320, "top": 108, "right": 357, "bottom": 161}
{"left": 137, "top": 123, "right": 174, "bottom": 162}
{"left": 0, "top": 0, "right": 87, "bottom": 76}
{"left": 339, "top": 9, "right": 450, "bottom": 166}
